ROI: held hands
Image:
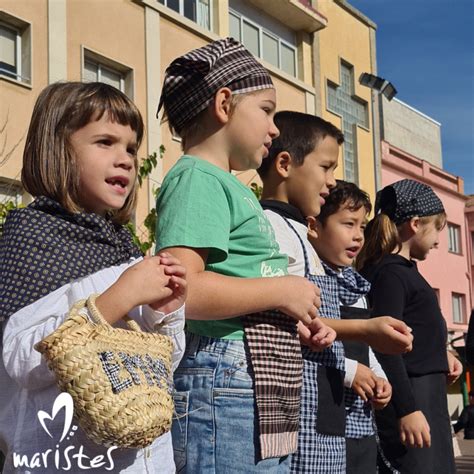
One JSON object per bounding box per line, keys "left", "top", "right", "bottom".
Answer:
{"left": 363, "top": 317, "right": 413, "bottom": 355}
{"left": 399, "top": 411, "right": 431, "bottom": 448}
{"left": 446, "top": 350, "right": 463, "bottom": 385}
{"left": 277, "top": 276, "right": 321, "bottom": 325}
{"left": 371, "top": 377, "right": 392, "bottom": 410}
{"left": 95, "top": 254, "right": 186, "bottom": 324}
{"left": 298, "top": 319, "right": 336, "bottom": 352}
{"left": 351, "top": 363, "right": 377, "bottom": 402}
{"left": 351, "top": 364, "right": 392, "bottom": 408}
{"left": 149, "top": 252, "right": 187, "bottom": 314}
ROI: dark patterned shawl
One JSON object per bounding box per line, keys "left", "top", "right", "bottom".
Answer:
{"left": 0, "top": 196, "right": 141, "bottom": 322}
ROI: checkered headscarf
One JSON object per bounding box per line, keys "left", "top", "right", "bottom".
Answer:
{"left": 375, "top": 179, "right": 445, "bottom": 225}
{"left": 157, "top": 37, "right": 274, "bottom": 134}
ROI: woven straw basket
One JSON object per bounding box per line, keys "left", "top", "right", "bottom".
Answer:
{"left": 35, "top": 295, "right": 174, "bottom": 449}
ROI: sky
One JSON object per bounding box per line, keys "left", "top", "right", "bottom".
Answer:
{"left": 347, "top": 0, "right": 474, "bottom": 195}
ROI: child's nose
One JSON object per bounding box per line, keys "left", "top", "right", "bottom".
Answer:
{"left": 327, "top": 170, "right": 336, "bottom": 189}
{"left": 116, "top": 150, "right": 134, "bottom": 170}
{"left": 269, "top": 120, "right": 280, "bottom": 139}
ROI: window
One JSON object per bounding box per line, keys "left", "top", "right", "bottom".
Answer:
{"left": 229, "top": 9, "right": 297, "bottom": 77}
{"left": 82, "top": 50, "right": 133, "bottom": 97}
{"left": 0, "top": 13, "right": 31, "bottom": 84}
{"left": 448, "top": 223, "right": 461, "bottom": 254}
{"left": 327, "top": 61, "right": 369, "bottom": 184}
{"left": 452, "top": 293, "right": 466, "bottom": 324}
{"left": 158, "top": 0, "right": 211, "bottom": 31}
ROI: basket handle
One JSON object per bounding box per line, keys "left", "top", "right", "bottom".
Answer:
{"left": 86, "top": 294, "right": 142, "bottom": 332}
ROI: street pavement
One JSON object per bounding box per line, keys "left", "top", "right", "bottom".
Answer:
{"left": 456, "top": 438, "right": 474, "bottom": 473}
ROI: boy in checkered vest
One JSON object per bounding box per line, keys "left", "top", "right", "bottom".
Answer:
{"left": 309, "top": 180, "right": 392, "bottom": 474}
{"left": 258, "top": 111, "right": 404, "bottom": 473}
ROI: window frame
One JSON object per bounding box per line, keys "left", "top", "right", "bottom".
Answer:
{"left": 229, "top": 8, "right": 298, "bottom": 77}
{"left": 452, "top": 292, "right": 466, "bottom": 324}
{"left": 0, "top": 13, "right": 31, "bottom": 85}
{"left": 447, "top": 222, "right": 462, "bottom": 255}
{"left": 158, "top": 0, "right": 213, "bottom": 31}
{"left": 0, "top": 179, "right": 22, "bottom": 206}
{"left": 0, "top": 179, "right": 23, "bottom": 233}
{"left": 81, "top": 48, "right": 134, "bottom": 99}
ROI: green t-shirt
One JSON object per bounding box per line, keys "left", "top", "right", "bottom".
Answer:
{"left": 156, "top": 156, "right": 288, "bottom": 339}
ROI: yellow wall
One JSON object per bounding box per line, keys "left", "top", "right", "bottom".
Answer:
{"left": 2, "top": 0, "right": 372, "bottom": 224}
{"left": 316, "top": 0, "right": 376, "bottom": 202}
{"left": 66, "top": 0, "right": 150, "bottom": 222}
{"left": 0, "top": 0, "right": 48, "bottom": 183}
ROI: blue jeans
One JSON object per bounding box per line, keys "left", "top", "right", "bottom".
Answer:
{"left": 171, "top": 332, "right": 291, "bottom": 473}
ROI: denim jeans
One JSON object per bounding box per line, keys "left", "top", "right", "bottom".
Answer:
{"left": 171, "top": 332, "right": 291, "bottom": 473}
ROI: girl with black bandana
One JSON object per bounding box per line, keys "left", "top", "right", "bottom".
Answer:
{"left": 0, "top": 82, "right": 186, "bottom": 473}
{"left": 358, "top": 179, "right": 461, "bottom": 474}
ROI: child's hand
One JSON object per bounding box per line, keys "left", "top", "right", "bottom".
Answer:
{"left": 277, "top": 276, "right": 320, "bottom": 325}
{"left": 371, "top": 377, "right": 392, "bottom": 410}
{"left": 363, "top": 317, "right": 413, "bottom": 354}
{"left": 119, "top": 256, "right": 173, "bottom": 307}
{"left": 351, "top": 363, "right": 377, "bottom": 401}
{"left": 398, "top": 411, "right": 431, "bottom": 448}
{"left": 95, "top": 256, "right": 173, "bottom": 324}
{"left": 446, "top": 350, "right": 462, "bottom": 385}
{"left": 149, "top": 252, "right": 187, "bottom": 314}
{"left": 298, "top": 319, "right": 336, "bottom": 352}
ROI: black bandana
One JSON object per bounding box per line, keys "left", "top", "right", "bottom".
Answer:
{"left": 260, "top": 200, "right": 307, "bottom": 225}
{"left": 157, "top": 37, "right": 274, "bottom": 134}
{"left": 375, "top": 179, "right": 445, "bottom": 225}
{"left": 0, "top": 196, "right": 142, "bottom": 321}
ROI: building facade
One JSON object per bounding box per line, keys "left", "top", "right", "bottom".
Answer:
{"left": 314, "top": 0, "right": 378, "bottom": 199}
{"left": 1, "top": 0, "right": 380, "bottom": 230}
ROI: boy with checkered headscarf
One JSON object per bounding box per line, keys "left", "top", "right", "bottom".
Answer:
{"left": 155, "top": 38, "right": 334, "bottom": 472}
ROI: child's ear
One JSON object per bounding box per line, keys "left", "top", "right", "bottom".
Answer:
{"left": 408, "top": 216, "right": 421, "bottom": 234}
{"left": 213, "top": 87, "right": 233, "bottom": 124}
{"left": 275, "top": 151, "right": 293, "bottom": 178}
{"left": 307, "top": 216, "right": 320, "bottom": 243}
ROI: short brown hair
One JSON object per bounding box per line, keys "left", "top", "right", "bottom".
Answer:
{"left": 176, "top": 90, "right": 252, "bottom": 150}
{"left": 257, "top": 111, "right": 344, "bottom": 179}
{"left": 21, "top": 82, "right": 144, "bottom": 224}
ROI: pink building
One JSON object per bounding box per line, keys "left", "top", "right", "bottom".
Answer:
{"left": 466, "top": 196, "right": 474, "bottom": 302}
{"left": 381, "top": 140, "right": 471, "bottom": 337}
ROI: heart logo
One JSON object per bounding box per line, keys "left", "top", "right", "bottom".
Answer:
{"left": 37, "top": 392, "right": 74, "bottom": 443}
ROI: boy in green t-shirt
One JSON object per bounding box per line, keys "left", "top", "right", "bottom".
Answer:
{"left": 155, "top": 38, "right": 334, "bottom": 472}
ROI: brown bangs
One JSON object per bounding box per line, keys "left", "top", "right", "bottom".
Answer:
{"left": 22, "top": 82, "right": 144, "bottom": 225}
{"left": 420, "top": 212, "right": 447, "bottom": 231}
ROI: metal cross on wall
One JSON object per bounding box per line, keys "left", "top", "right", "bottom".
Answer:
{"left": 327, "top": 62, "right": 369, "bottom": 184}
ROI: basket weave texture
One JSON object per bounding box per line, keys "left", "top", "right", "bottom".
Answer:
{"left": 35, "top": 295, "right": 174, "bottom": 448}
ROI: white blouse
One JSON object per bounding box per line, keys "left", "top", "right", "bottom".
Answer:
{"left": 0, "top": 258, "right": 185, "bottom": 474}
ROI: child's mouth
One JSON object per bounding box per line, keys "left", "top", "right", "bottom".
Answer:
{"left": 106, "top": 177, "right": 129, "bottom": 193}
{"left": 346, "top": 247, "right": 360, "bottom": 258}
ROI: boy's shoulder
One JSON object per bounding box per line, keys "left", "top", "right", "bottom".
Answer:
{"left": 263, "top": 209, "right": 302, "bottom": 242}
{"left": 163, "top": 155, "right": 246, "bottom": 192}
{"left": 264, "top": 209, "right": 325, "bottom": 276}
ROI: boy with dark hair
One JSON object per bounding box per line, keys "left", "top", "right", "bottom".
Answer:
{"left": 311, "top": 180, "right": 392, "bottom": 473}
{"left": 258, "top": 111, "right": 410, "bottom": 472}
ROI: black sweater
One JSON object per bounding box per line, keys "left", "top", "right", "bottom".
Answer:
{"left": 361, "top": 254, "right": 449, "bottom": 418}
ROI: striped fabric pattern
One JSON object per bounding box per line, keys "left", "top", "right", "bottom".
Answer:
{"left": 157, "top": 37, "right": 274, "bottom": 134}
{"left": 242, "top": 310, "right": 303, "bottom": 460}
